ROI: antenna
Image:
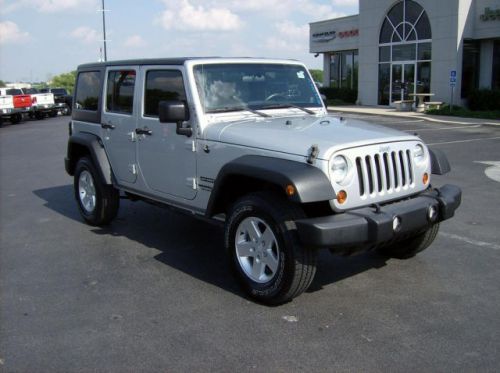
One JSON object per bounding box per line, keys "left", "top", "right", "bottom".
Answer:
{"left": 98, "top": 0, "right": 109, "bottom": 61}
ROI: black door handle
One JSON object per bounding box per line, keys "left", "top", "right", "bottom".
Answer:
{"left": 135, "top": 127, "right": 152, "bottom": 135}
{"left": 101, "top": 122, "right": 115, "bottom": 130}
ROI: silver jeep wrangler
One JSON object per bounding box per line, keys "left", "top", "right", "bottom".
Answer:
{"left": 65, "top": 58, "right": 461, "bottom": 304}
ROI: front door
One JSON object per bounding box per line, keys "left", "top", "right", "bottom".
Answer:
{"left": 102, "top": 67, "right": 138, "bottom": 184}
{"left": 136, "top": 67, "right": 197, "bottom": 200}
{"left": 391, "top": 63, "right": 415, "bottom": 104}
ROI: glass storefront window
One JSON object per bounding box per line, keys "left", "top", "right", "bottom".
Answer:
{"left": 461, "top": 40, "right": 480, "bottom": 98}
{"left": 379, "top": 46, "right": 390, "bottom": 62}
{"left": 417, "top": 43, "right": 432, "bottom": 60}
{"left": 379, "top": 64, "right": 391, "bottom": 105}
{"left": 492, "top": 40, "right": 500, "bottom": 90}
{"left": 417, "top": 62, "right": 431, "bottom": 93}
{"left": 330, "top": 50, "right": 358, "bottom": 90}
{"left": 392, "top": 44, "right": 416, "bottom": 61}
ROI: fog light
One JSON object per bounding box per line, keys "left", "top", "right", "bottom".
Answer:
{"left": 336, "top": 190, "right": 347, "bottom": 204}
{"left": 285, "top": 184, "right": 296, "bottom": 196}
{"left": 393, "top": 216, "right": 402, "bottom": 232}
{"left": 427, "top": 205, "right": 438, "bottom": 222}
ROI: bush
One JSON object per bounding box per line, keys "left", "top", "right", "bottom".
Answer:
{"left": 319, "top": 87, "right": 358, "bottom": 104}
{"left": 467, "top": 89, "right": 500, "bottom": 111}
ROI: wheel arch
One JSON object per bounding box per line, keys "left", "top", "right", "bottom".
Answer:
{"left": 65, "top": 132, "right": 113, "bottom": 185}
{"left": 205, "top": 155, "right": 335, "bottom": 217}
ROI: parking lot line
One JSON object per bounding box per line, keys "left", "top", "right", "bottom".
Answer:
{"left": 427, "top": 136, "right": 500, "bottom": 146}
{"left": 440, "top": 232, "right": 500, "bottom": 251}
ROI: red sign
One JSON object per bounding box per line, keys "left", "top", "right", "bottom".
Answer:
{"left": 338, "top": 29, "right": 359, "bottom": 38}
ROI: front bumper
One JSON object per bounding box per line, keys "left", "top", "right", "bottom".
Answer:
{"left": 295, "top": 184, "right": 461, "bottom": 250}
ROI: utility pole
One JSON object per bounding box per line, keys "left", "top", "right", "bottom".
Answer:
{"left": 100, "top": 0, "right": 108, "bottom": 61}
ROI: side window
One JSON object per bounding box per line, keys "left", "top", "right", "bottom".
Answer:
{"left": 75, "top": 71, "right": 100, "bottom": 111}
{"left": 106, "top": 70, "right": 136, "bottom": 114}
{"left": 144, "top": 70, "right": 187, "bottom": 117}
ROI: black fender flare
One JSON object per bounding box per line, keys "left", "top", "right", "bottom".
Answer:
{"left": 206, "top": 155, "right": 335, "bottom": 216}
{"left": 65, "top": 132, "right": 113, "bottom": 184}
{"left": 429, "top": 148, "right": 451, "bottom": 175}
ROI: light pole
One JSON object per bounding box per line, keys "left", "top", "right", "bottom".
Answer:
{"left": 101, "top": 0, "right": 107, "bottom": 61}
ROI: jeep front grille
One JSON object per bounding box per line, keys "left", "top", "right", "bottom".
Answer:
{"left": 355, "top": 150, "right": 414, "bottom": 197}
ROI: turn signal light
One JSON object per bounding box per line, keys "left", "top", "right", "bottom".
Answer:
{"left": 336, "top": 190, "right": 347, "bottom": 204}
{"left": 285, "top": 184, "right": 296, "bottom": 196}
{"left": 423, "top": 173, "right": 429, "bottom": 185}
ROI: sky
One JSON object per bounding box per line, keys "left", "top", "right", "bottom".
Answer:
{"left": 0, "top": 0, "right": 358, "bottom": 83}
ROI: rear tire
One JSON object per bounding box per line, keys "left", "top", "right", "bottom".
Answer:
{"left": 74, "top": 157, "right": 119, "bottom": 226}
{"left": 35, "top": 111, "right": 44, "bottom": 120}
{"left": 48, "top": 110, "right": 57, "bottom": 118}
{"left": 377, "top": 223, "right": 440, "bottom": 259}
{"left": 11, "top": 113, "right": 21, "bottom": 124}
{"left": 225, "top": 192, "right": 317, "bottom": 305}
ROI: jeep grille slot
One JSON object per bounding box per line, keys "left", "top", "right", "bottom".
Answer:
{"left": 355, "top": 148, "right": 415, "bottom": 198}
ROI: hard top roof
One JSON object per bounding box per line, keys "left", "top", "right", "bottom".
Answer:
{"left": 77, "top": 57, "right": 297, "bottom": 69}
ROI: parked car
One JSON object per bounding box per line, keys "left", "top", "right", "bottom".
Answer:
{"left": 40, "top": 87, "right": 72, "bottom": 115}
{"left": 0, "top": 88, "right": 32, "bottom": 124}
{"left": 21, "top": 88, "right": 58, "bottom": 119}
{"left": 0, "top": 93, "right": 15, "bottom": 125}
{"left": 65, "top": 57, "right": 461, "bottom": 304}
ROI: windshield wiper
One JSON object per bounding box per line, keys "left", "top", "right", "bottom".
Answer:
{"left": 258, "top": 103, "right": 316, "bottom": 115}
{"left": 206, "top": 106, "right": 270, "bottom": 117}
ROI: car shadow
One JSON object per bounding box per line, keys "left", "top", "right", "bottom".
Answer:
{"left": 34, "top": 185, "right": 389, "bottom": 301}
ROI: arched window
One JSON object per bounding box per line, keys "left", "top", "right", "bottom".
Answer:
{"left": 378, "top": 0, "right": 432, "bottom": 105}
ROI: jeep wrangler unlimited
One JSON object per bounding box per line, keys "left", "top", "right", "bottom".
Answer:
{"left": 65, "top": 58, "right": 461, "bottom": 304}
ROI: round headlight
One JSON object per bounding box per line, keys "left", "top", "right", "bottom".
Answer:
{"left": 414, "top": 144, "right": 425, "bottom": 163}
{"left": 331, "top": 155, "right": 349, "bottom": 184}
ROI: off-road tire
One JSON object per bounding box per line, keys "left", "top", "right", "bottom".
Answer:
{"left": 74, "top": 157, "right": 119, "bottom": 226}
{"left": 378, "top": 223, "right": 440, "bottom": 259}
{"left": 225, "top": 192, "right": 317, "bottom": 305}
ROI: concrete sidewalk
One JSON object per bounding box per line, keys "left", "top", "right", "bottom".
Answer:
{"left": 327, "top": 105, "right": 500, "bottom": 126}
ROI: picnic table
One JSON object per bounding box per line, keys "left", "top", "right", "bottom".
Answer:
{"left": 409, "top": 93, "right": 435, "bottom": 112}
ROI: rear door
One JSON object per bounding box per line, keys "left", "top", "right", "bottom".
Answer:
{"left": 101, "top": 67, "right": 138, "bottom": 184}
{"left": 136, "top": 66, "right": 197, "bottom": 200}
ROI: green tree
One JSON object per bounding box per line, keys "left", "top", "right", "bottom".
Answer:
{"left": 50, "top": 71, "right": 77, "bottom": 93}
{"left": 0, "top": 80, "right": 6, "bottom": 88}
{"left": 309, "top": 69, "right": 323, "bottom": 83}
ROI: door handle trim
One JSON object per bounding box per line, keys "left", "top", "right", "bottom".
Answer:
{"left": 135, "top": 127, "right": 152, "bottom": 135}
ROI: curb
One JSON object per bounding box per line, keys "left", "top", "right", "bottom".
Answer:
{"left": 327, "top": 108, "right": 500, "bottom": 127}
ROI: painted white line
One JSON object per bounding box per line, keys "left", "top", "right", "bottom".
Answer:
{"left": 475, "top": 161, "right": 500, "bottom": 183}
{"left": 440, "top": 232, "right": 500, "bottom": 251}
{"left": 405, "top": 124, "right": 482, "bottom": 132}
{"left": 427, "top": 136, "right": 500, "bottom": 146}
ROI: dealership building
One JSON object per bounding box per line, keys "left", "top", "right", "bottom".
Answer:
{"left": 309, "top": 0, "right": 500, "bottom": 106}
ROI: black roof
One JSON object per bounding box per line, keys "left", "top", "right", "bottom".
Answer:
{"left": 78, "top": 57, "right": 296, "bottom": 69}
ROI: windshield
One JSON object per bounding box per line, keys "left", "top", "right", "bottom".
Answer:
{"left": 193, "top": 63, "right": 322, "bottom": 113}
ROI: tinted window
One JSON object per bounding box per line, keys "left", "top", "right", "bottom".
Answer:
{"left": 52, "top": 88, "right": 67, "bottom": 95}
{"left": 7, "top": 89, "right": 22, "bottom": 95}
{"left": 75, "top": 71, "right": 100, "bottom": 111}
{"left": 106, "top": 70, "right": 136, "bottom": 114}
{"left": 144, "top": 70, "right": 187, "bottom": 117}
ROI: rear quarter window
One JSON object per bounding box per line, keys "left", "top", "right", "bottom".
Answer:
{"left": 75, "top": 71, "right": 100, "bottom": 111}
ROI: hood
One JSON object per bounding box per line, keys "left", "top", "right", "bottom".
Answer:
{"left": 203, "top": 114, "right": 418, "bottom": 160}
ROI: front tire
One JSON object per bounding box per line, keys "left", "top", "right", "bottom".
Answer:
{"left": 377, "top": 223, "right": 440, "bottom": 259}
{"left": 225, "top": 192, "right": 317, "bottom": 305}
{"left": 74, "top": 157, "right": 119, "bottom": 226}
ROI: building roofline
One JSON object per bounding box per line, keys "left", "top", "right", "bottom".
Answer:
{"left": 309, "top": 13, "right": 359, "bottom": 25}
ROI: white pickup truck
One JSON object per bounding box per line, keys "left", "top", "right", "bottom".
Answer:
{"left": 0, "top": 93, "right": 15, "bottom": 125}
{"left": 21, "top": 88, "right": 58, "bottom": 119}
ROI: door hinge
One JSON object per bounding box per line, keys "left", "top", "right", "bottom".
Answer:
{"left": 187, "top": 177, "right": 197, "bottom": 190}
{"left": 192, "top": 141, "right": 196, "bottom": 152}
{"left": 128, "top": 164, "right": 137, "bottom": 175}
{"left": 128, "top": 131, "right": 137, "bottom": 142}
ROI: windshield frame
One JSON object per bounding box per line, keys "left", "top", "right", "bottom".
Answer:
{"left": 191, "top": 61, "right": 323, "bottom": 116}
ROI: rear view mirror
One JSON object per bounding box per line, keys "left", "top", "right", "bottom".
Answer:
{"left": 158, "top": 100, "right": 192, "bottom": 137}
{"left": 159, "top": 100, "right": 189, "bottom": 123}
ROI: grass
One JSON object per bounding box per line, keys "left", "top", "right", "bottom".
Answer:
{"left": 426, "top": 105, "right": 500, "bottom": 120}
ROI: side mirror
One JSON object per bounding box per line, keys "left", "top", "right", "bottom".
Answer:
{"left": 158, "top": 100, "right": 192, "bottom": 137}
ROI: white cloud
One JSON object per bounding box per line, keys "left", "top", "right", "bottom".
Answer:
{"left": 123, "top": 35, "right": 146, "bottom": 48}
{"left": 0, "top": 21, "right": 30, "bottom": 44}
{"left": 331, "top": 0, "right": 358, "bottom": 6}
{"left": 157, "top": 0, "right": 242, "bottom": 31}
{"left": 70, "top": 26, "right": 100, "bottom": 44}
{"left": 265, "top": 21, "right": 309, "bottom": 52}
{"left": 1, "top": 0, "right": 98, "bottom": 13}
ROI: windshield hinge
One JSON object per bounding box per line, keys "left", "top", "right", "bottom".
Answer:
{"left": 307, "top": 144, "right": 319, "bottom": 164}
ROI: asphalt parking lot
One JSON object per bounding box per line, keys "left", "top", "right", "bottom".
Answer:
{"left": 1, "top": 114, "right": 499, "bottom": 372}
